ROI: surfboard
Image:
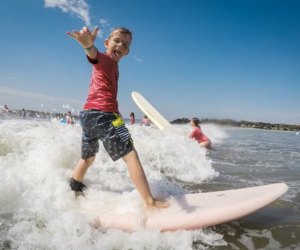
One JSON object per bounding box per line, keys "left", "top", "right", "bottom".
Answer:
{"left": 131, "top": 91, "right": 172, "bottom": 130}
{"left": 95, "top": 183, "right": 288, "bottom": 232}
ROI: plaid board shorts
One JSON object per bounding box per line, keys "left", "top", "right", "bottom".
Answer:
{"left": 79, "top": 110, "right": 134, "bottom": 161}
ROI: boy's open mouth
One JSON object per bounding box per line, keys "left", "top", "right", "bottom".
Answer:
{"left": 114, "top": 50, "right": 121, "bottom": 57}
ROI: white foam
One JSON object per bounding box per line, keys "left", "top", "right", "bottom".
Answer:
{"left": 0, "top": 119, "right": 227, "bottom": 249}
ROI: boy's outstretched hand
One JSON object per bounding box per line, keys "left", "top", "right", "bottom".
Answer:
{"left": 66, "top": 26, "right": 99, "bottom": 49}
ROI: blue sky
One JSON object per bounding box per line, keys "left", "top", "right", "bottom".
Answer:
{"left": 0, "top": 0, "right": 299, "bottom": 124}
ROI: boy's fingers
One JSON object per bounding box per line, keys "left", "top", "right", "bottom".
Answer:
{"left": 66, "top": 31, "right": 76, "bottom": 38}
{"left": 81, "top": 26, "right": 89, "bottom": 34}
{"left": 73, "top": 30, "right": 81, "bottom": 36}
{"left": 91, "top": 26, "right": 99, "bottom": 36}
{"left": 68, "top": 30, "right": 79, "bottom": 35}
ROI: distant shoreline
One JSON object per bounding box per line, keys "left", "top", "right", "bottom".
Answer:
{"left": 171, "top": 118, "right": 300, "bottom": 132}
{"left": 2, "top": 109, "right": 299, "bottom": 132}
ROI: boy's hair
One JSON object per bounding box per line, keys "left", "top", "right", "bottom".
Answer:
{"left": 108, "top": 27, "right": 132, "bottom": 40}
{"left": 191, "top": 117, "right": 200, "bottom": 126}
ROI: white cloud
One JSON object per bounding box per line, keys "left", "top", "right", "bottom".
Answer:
{"left": 62, "top": 103, "right": 71, "bottom": 109}
{"left": 0, "top": 86, "right": 55, "bottom": 101}
{"left": 133, "top": 56, "right": 143, "bottom": 63}
{"left": 95, "top": 18, "right": 111, "bottom": 39}
{"left": 99, "top": 18, "right": 110, "bottom": 27}
{"left": 0, "top": 86, "right": 83, "bottom": 111}
{"left": 44, "top": 0, "right": 91, "bottom": 26}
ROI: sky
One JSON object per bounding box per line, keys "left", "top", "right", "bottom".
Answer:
{"left": 0, "top": 0, "right": 299, "bottom": 124}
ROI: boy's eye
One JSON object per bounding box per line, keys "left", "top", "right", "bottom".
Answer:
{"left": 113, "top": 39, "right": 129, "bottom": 49}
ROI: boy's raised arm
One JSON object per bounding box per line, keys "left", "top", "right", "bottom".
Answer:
{"left": 66, "top": 26, "right": 99, "bottom": 59}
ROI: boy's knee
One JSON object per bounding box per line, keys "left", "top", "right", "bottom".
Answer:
{"left": 83, "top": 156, "right": 95, "bottom": 166}
{"left": 122, "top": 149, "right": 137, "bottom": 162}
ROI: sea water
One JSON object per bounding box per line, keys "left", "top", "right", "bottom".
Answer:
{"left": 0, "top": 114, "right": 299, "bottom": 250}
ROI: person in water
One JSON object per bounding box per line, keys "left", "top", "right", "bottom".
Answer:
{"left": 129, "top": 112, "right": 135, "bottom": 125}
{"left": 65, "top": 111, "right": 74, "bottom": 125}
{"left": 22, "top": 109, "right": 26, "bottom": 118}
{"left": 189, "top": 117, "right": 212, "bottom": 149}
{"left": 3, "top": 104, "right": 10, "bottom": 112}
{"left": 140, "top": 115, "right": 150, "bottom": 126}
{"left": 66, "top": 26, "right": 169, "bottom": 209}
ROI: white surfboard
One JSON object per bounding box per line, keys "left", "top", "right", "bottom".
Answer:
{"left": 96, "top": 183, "right": 288, "bottom": 232}
{"left": 132, "top": 91, "right": 172, "bottom": 130}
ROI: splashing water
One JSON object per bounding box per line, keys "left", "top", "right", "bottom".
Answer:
{"left": 0, "top": 119, "right": 228, "bottom": 249}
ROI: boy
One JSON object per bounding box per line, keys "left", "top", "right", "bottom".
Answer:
{"left": 66, "top": 26, "right": 169, "bottom": 209}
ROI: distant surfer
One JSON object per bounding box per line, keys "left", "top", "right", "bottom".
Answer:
{"left": 21, "top": 108, "right": 26, "bottom": 118}
{"left": 2, "top": 104, "right": 11, "bottom": 112}
{"left": 66, "top": 26, "right": 169, "bottom": 209}
{"left": 189, "top": 117, "right": 212, "bottom": 149}
{"left": 141, "top": 115, "right": 150, "bottom": 126}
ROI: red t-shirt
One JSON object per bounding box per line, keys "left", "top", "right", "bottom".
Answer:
{"left": 189, "top": 127, "right": 210, "bottom": 143}
{"left": 83, "top": 51, "right": 119, "bottom": 112}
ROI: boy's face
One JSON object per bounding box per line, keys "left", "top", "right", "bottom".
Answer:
{"left": 104, "top": 32, "right": 132, "bottom": 62}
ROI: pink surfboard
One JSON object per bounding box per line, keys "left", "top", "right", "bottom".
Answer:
{"left": 95, "top": 183, "right": 288, "bottom": 232}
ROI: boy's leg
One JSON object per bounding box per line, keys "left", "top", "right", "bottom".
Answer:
{"left": 122, "top": 150, "right": 169, "bottom": 209}
{"left": 70, "top": 156, "right": 95, "bottom": 195}
{"left": 72, "top": 156, "right": 95, "bottom": 181}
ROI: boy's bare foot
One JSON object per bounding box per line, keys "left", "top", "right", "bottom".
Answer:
{"left": 146, "top": 198, "right": 170, "bottom": 209}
